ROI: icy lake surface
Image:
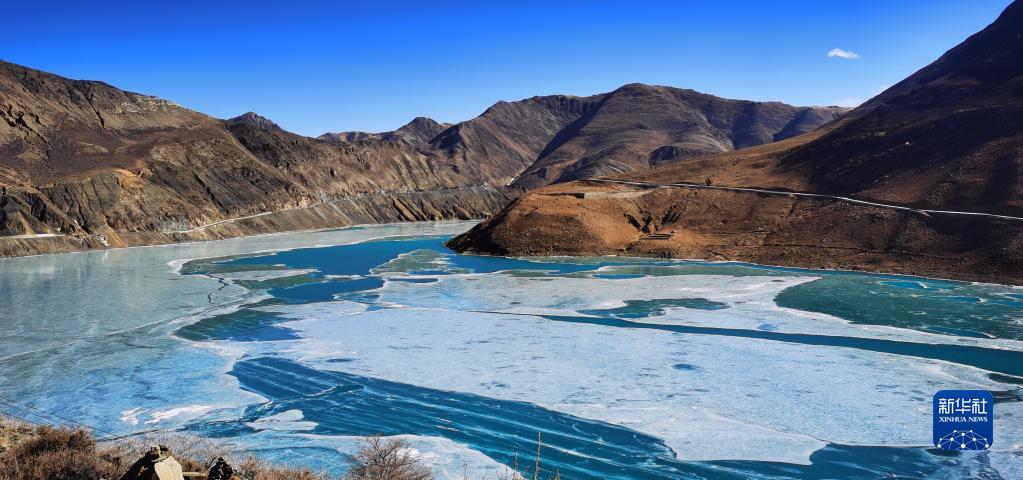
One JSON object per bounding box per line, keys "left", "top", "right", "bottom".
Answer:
{"left": 2, "top": 221, "right": 1022, "bottom": 479}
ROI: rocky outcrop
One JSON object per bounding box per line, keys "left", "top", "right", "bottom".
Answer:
{"left": 450, "top": 2, "right": 1023, "bottom": 284}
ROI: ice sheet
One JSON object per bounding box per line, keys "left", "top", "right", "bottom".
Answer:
{"left": 275, "top": 301, "right": 1022, "bottom": 464}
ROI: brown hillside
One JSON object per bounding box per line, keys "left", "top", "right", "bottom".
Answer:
{"left": 451, "top": 2, "right": 1023, "bottom": 283}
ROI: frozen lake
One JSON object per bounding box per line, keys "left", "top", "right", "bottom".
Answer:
{"left": 1, "top": 221, "right": 1021, "bottom": 479}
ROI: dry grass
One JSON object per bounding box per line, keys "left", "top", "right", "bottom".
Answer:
{"left": 234, "top": 457, "right": 325, "bottom": 480}
{"left": 0, "top": 417, "right": 562, "bottom": 480}
{"left": 0, "top": 417, "right": 327, "bottom": 480}
{"left": 0, "top": 423, "right": 122, "bottom": 480}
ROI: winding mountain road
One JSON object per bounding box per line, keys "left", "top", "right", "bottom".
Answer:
{"left": 587, "top": 178, "right": 1023, "bottom": 223}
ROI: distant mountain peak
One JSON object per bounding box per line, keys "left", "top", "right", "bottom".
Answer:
{"left": 405, "top": 116, "right": 440, "bottom": 126}
{"left": 228, "top": 112, "right": 281, "bottom": 130}
{"left": 614, "top": 82, "right": 657, "bottom": 92}
{"left": 394, "top": 117, "right": 451, "bottom": 143}
{"left": 319, "top": 116, "right": 452, "bottom": 145}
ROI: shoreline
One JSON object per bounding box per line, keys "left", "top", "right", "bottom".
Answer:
{"left": 0, "top": 219, "right": 481, "bottom": 261}
{"left": 452, "top": 249, "right": 1023, "bottom": 289}
{"left": 6, "top": 213, "right": 1019, "bottom": 290}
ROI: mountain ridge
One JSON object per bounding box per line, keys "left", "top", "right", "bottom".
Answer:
{"left": 0, "top": 60, "right": 841, "bottom": 256}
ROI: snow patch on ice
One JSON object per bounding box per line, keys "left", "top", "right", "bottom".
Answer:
{"left": 119, "top": 408, "right": 144, "bottom": 426}
{"left": 247, "top": 409, "right": 317, "bottom": 431}
{"left": 145, "top": 405, "right": 213, "bottom": 425}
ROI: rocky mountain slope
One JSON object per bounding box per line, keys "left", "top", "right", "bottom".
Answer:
{"left": 0, "top": 60, "right": 840, "bottom": 256}
{"left": 324, "top": 88, "right": 846, "bottom": 191}
{"left": 451, "top": 1, "right": 1023, "bottom": 283}
{"left": 0, "top": 61, "right": 513, "bottom": 255}
{"left": 507, "top": 84, "right": 846, "bottom": 189}
{"left": 779, "top": 0, "right": 1023, "bottom": 216}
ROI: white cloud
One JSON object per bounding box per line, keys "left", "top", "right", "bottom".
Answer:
{"left": 827, "top": 48, "right": 860, "bottom": 59}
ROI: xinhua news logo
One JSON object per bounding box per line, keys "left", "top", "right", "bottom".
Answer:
{"left": 933, "top": 390, "right": 993, "bottom": 451}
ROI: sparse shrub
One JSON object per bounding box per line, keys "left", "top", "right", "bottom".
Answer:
{"left": 343, "top": 437, "right": 433, "bottom": 480}
{"left": 9, "top": 448, "right": 116, "bottom": 480}
{"left": 12, "top": 426, "right": 96, "bottom": 457}
{"left": 0, "top": 425, "right": 119, "bottom": 480}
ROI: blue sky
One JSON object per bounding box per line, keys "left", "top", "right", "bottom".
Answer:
{"left": 4, "top": 1, "right": 1012, "bottom": 136}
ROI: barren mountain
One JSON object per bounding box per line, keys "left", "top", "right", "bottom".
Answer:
{"left": 0, "top": 61, "right": 511, "bottom": 255}
{"left": 326, "top": 88, "right": 845, "bottom": 190}
{"left": 0, "top": 60, "right": 840, "bottom": 257}
{"left": 508, "top": 84, "right": 846, "bottom": 189}
{"left": 451, "top": 1, "right": 1023, "bottom": 283}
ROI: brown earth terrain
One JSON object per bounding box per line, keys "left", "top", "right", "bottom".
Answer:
{"left": 450, "top": 2, "right": 1023, "bottom": 284}
{"left": 0, "top": 59, "right": 839, "bottom": 257}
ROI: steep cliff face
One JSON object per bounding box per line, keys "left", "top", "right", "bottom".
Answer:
{"left": 450, "top": 2, "right": 1023, "bottom": 283}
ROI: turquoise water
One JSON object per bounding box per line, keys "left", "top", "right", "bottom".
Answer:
{"left": 776, "top": 276, "right": 1023, "bottom": 340}
{"left": 1, "top": 222, "right": 1021, "bottom": 479}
